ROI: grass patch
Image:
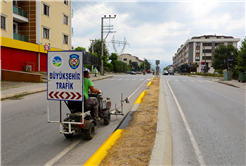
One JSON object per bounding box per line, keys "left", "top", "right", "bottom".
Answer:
{"left": 100, "top": 77, "right": 160, "bottom": 166}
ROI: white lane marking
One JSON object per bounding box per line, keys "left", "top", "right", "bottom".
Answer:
{"left": 139, "top": 79, "right": 144, "bottom": 80}
{"left": 182, "top": 80, "right": 187, "bottom": 82}
{"left": 128, "top": 79, "right": 148, "bottom": 99}
{"left": 166, "top": 79, "right": 206, "bottom": 166}
{"left": 175, "top": 79, "right": 179, "bottom": 82}
{"left": 44, "top": 139, "right": 81, "bottom": 166}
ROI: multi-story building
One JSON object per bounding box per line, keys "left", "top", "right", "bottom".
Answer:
{"left": 119, "top": 53, "right": 143, "bottom": 68}
{"left": 1, "top": 0, "right": 72, "bottom": 72}
{"left": 172, "top": 35, "right": 240, "bottom": 73}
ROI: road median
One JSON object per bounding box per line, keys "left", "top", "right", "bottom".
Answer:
{"left": 84, "top": 76, "right": 172, "bottom": 166}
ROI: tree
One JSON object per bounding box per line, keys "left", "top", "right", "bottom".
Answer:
{"left": 88, "top": 39, "right": 109, "bottom": 58}
{"left": 139, "top": 59, "right": 151, "bottom": 70}
{"left": 163, "top": 67, "right": 169, "bottom": 71}
{"left": 212, "top": 44, "right": 238, "bottom": 71}
{"left": 109, "top": 53, "right": 118, "bottom": 72}
{"left": 238, "top": 37, "right": 246, "bottom": 72}
{"left": 74, "top": 46, "right": 86, "bottom": 52}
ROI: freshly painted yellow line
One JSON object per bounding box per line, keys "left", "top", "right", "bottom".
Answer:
{"left": 83, "top": 129, "right": 124, "bottom": 166}
{"left": 133, "top": 91, "right": 146, "bottom": 104}
{"left": 147, "top": 81, "right": 152, "bottom": 86}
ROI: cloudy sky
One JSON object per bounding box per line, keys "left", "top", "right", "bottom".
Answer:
{"left": 71, "top": 0, "right": 245, "bottom": 68}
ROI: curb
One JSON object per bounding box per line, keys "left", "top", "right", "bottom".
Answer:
{"left": 149, "top": 77, "right": 172, "bottom": 165}
{"left": 1, "top": 75, "right": 113, "bottom": 100}
{"left": 84, "top": 77, "right": 155, "bottom": 166}
{"left": 218, "top": 81, "right": 239, "bottom": 88}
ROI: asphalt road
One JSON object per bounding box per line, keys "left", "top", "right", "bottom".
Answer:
{"left": 1, "top": 74, "right": 153, "bottom": 166}
{"left": 162, "top": 74, "right": 245, "bottom": 165}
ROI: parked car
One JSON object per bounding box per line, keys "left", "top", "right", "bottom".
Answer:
{"left": 125, "top": 71, "right": 131, "bottom": 74}
{"left": 169, "top": 71, "right": 174, "bottom": 75}
{"left": 136, "top": 71, "right": 142, "bottom": 74}
{"left": 147, "top": 70, "right": 151, "bottom": 73}
{"left": 163, "top": 70, "right": 168, "bottom": 75}
{"left": 129, "top": 71, "right": 136, "bottom": 75}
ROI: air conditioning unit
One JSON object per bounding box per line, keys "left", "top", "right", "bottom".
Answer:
{"left": 25, "top": 65, "right": 32, "bottom": 72}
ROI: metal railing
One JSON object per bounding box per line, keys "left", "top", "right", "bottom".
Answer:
{"left": 13, "top": 33, "right": 28, "bottom": 42}
{"left": 13, "top": 6, "right": 28, "bottom": 18}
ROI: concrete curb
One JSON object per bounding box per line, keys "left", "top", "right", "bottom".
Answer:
{"left": 84, "top": 77, "right": 154, "bottom": 166}
{"left": 149, "top": 78, "right": 172, "bottom": 166}
{"left": 1, "top": 75, "right": 113, "bottom": 100}
{"left": 1, "top": 87, "right": 47, "bottom": 100}
{"left": 218, "top": 81, "right": 239, "bottom": 88}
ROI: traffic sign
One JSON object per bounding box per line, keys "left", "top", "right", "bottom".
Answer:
{"left": 47, "top": 51, "right": 83, "bottom": 101}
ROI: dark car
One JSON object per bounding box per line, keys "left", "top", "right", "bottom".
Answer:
{"left": 169, "top": 71, "right": 174, "bottom": 75}
{"left": 129, "top": 71, "right": 136, "bottom": 75}
{"left": 163, "top": 70, "right": 168, "bottom": 75}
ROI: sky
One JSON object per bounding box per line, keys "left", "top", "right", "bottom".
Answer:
{"left": 71, "top": 0, "right": 245, "bottom": 69}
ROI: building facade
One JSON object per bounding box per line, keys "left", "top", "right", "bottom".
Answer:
{"left": 172, "top": 35, "right": 240, "bottom": 73}
{"left": 1, "top": 0, "right": 72, "bottom": 72}
{"left": 118, "top": 53, "right": 143, "bottom": 67}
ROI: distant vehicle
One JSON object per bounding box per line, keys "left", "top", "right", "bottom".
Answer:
{"left": 136, "top": 71, "right": 142, "bottom": 74}
{"left": 169, "top": 71, "right": 174, "bottom": 75}
{"left": 129, "top": 71, "right": 136, "bottom": 75}
{"left": 125, "top": 71, "right": 131, "bottom": 74}
{"left": 163, "top": 70, "right": 168, "bottom": 75}
{"left": 147, "top": 70, "right": 151, "bottom": 73}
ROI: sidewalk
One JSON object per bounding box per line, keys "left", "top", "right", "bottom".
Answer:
{"left": 187, "top": 75, "right": 246, "bottom": 90}
{"left": 1, "top": 73, "right": 113, "bottom": 100}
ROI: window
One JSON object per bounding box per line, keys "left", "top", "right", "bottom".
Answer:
{"left": 203, "top": 43, "right": 212, "bottom": 46}
{"left": 63, "top": 15, "right": 68, "bottom": 25}
{"left": 1, "top": 16, "right": 6, "bottom": 30}
{"left": 196, "top": 43, "right": 200, "bottom": 47}
{"left": 205, "top": 37, "right": 209, "bottom": 39}
{"left": 43, "top": 3, "right": 49, "bottom": 16}
{"left": 64, "top": 0, "right": 68, "bottom": 5}
{"left": 203, "top": 49, "right": 212, "bottom": 53}
{"left": 43, "top": 27, "right": 50, "bottom": 39}
{"left": 202, "top": 56, "right": 212, "bottom": 60}
{"left": 228, "top": 42, "right": 233, "bottom": 45}
{"left": 63, "top": 34, "right": 68, "bottom": 44}
{"left": 123, "top": 58, "right": 127, "bottom": 62}
{"left": 217, "top": 37, "right": 221, "bottom": 39}
{"left": 196, "top": 50, "right": 200, "bottom": 54}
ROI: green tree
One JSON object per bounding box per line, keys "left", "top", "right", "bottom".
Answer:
{"left": 163, "top": 67, "right": 169, "bottom": 71}
{"left": 212, "top": 44, "right": 238, "bottom": 71}
{"left": 109, "top": 53, "right": 118, "bottom": 72}
{"left": 88, "top": 39, "right": 109, "bottom": 58}
{"left": 74, "top": 46, "right": 86, "bottom": 51}
{"left": 238, "top": 37, "right": 246, "bottom": 72}
{"left": 139, "top": 59, "right": 151, "bottom": 70}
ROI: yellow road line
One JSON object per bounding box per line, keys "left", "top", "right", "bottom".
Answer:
{"left": 133, "top": 91, "right": 146, "bottom": 104}
{"left": 83, "top": 129, "right": 124, "bottom": 166}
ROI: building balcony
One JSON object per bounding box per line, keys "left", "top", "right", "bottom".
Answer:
{"left": 13, "top": 6, "right": 28, "bottom": 23}
{"left": 13, "top": 33, "right": 28, "bottom": 42}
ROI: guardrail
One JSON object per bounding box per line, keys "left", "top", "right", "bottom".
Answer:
{"left": 13, "top": 33, "right": 28, "bottom": 42}
{"left": 13, "top": 6, "right": 28, "bottom": 18}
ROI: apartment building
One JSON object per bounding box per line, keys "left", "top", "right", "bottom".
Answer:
{"left": 119, "top": 53, "right": 143, "bottom": 67}
{"left": 1, "top": 0, "right": 72, "bottom": 72}
{"left": 172, "top": 35, "right": 240, "bottom": 73}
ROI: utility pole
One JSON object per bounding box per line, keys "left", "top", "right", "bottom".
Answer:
{"left": 203, "top": 45, "right": 206, "bottom": 74}
{"left": 90, "top": 39, "right": 95, "bottom": 73}
{"left": 101, "top": 15, "right": 116, "bottom": 75}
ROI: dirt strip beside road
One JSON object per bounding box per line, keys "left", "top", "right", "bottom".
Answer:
{"left": 99, "top": 77, "right": 160, "bottom": 166}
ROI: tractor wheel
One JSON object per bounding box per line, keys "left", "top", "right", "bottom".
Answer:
{"left": 85, "top": 123, "right": 95, "bottom": 140}
{"left": 64, "top": 133, "right": 73, "bottom": 138}
{"left": 103, "top": 111, "right": 110, "bottom": 125}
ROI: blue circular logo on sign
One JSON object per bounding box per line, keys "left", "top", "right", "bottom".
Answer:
{"left": 51, "top": 55, "right": 63, "bottom": 69}
{"left": 69, "top": 54, "right": 80, "bottom": 69}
